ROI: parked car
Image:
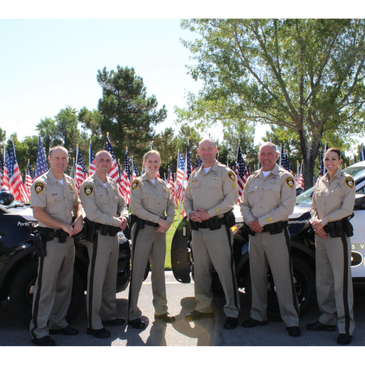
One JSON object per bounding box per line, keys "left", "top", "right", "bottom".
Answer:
{"left": 0, "top": 199, "right": 131, "bottom": 325}
{"left": 171, "top": 161, "right": 365, "bottom": 320}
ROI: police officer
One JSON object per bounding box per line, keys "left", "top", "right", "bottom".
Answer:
{"left": 240, "top": 142, "right": 300, "bottom": 337}
{"left": 128, "top": 150, "right": 175, "bottom": 329}
{"left": 183, "top": 138, "right": 240, "bottom": 330}
{"left": 30, "top": 146, "right": 83, "bottom": 346}
{"left": 80, "top": 150, "right": 129, "bottom": 339}
{"left": 307, "top": 147, "right": 355, "bottom": 345}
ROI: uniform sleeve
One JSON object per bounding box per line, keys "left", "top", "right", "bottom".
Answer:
{"left": 130, "top": 180, "right": 160, "bottom": 223}
{"left": 113, "top": 181, "right": 128, "bottom": 219}
{"left": 322, "top": 176, "right": 355, "bottom": 225}
{"left": 258, "top": 173, "right": 296, "bottom": 227}
{"left": 80, "top": 181, "right": 120, "bottom": 227}
{"left": 30, "top": 179, "right": 47, "bottom": 208}
{"left": 207, "top": 168, "right": 238, "bottom": 217}
{"left": 240, "top": 175, "right": 256, "bottom": 223}
{"left": 69, "top": 178, "right": 81, "bottom": 207}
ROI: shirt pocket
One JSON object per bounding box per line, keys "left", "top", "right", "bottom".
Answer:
{"left": 47, "top": 195, "right": 63, "bottom": 214}
{"left": 95, "top": 194, "right": 108, "bottom": 205}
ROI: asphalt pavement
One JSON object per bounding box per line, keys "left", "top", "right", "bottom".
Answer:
{"left": 1, "top": 271, "right": 365, "bottom": 353}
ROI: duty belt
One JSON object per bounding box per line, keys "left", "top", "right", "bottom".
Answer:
{"left": 262, "top": 220, "right": 288, "bottom": 235}
{"left": 190, "top": 216, "right": 226, "bottom": 231}
{"left": 37, "top": 227, "right": 69, "bottom": 242}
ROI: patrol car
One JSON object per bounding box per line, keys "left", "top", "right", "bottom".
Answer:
{"left": 0, "top": 196, "right": 131, "bottom": 325}
{"left": 171, "top": 161, "right": 365, "bottom": 320}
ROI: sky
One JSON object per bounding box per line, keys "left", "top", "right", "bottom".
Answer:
{"left": 2, "top": 1, "right": 363, "bottom": 157}
{"left": 0, "top": 18, "right": 210, "bottom": 143}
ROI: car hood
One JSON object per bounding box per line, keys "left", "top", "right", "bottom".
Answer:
{"left": 1, "top": 204, "right": 36, "bottom": 221}
{"left": 233, "top": 203, "right": 311, "bottom": 222}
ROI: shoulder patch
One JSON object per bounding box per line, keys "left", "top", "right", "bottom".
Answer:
{"left": 228, "top": 171, "right": 236, "bottom": 182}
{"left": 84, "top": 185, "right": 93, "bottom": 197}
{"left": 345, "top": 176, "right": 354, "bottom": 189}
{"left": 131, "top": 180, "right": 140, "bottom": 190}
{"left": 285, "top": 177, "right": 295, "bottom": 189}
{"left": 34, "top": 182, "right": 45, "bottom": 195}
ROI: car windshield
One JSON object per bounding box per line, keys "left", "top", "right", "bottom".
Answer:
{"left": 296, "top": 164, "right": 365, "bottom": 205}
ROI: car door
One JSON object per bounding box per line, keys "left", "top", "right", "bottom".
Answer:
{"left": 171, "top": 216, "right": 192, "bottom": 283}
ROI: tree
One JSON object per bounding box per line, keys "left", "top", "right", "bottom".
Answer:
{"left": 177, "top": 19, "right": 365, "bottom": 189}
{"left": 96, "top": 66, "right": 167, "bottom": 162}
{"left": 36, "top": 117, "right": 57, "bottom": 157}
{"left": 54, "top": 106, "right": 83, "bottom": 157}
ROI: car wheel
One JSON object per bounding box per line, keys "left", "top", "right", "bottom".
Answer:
{"left": 9, "top": 260, "right": 85, "bottom": 326}
{"left": 267, "top": 256, "right": 316, "bottom": 321}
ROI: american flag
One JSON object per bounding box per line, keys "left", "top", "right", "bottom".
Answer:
{"left": 35, "top": 135, "right": 48, "bottom": 178}
{"left": 120, "top": 149, "right": 131, "bottom": 204}
{"left": 131, "top": 157, "right": 140, "bottom": 180}
{"left": 175, "top": 151, "right": 185, "bottom": 202}
{"left": 195, "top": 154, "right": 202, "bottom": 168}
{"left": 105, "top": 134, "right": 119, "bottom": 182}
{"left": 8, "top": 139, "right": 28, "bottom": 202}
{"left": 0, "top": 149, "right": 4, "bottom": 188}
{"left": 167, "top": 157, "right": 177, "bottom": 205}
{"left": 89, "top": 141, "right": 96, "bottom": 176}
{"left": 75, "top": 146, "right": 88, "bottom": 190}
{"left": 2, "top": 148, "right": 9, "bottom": 190}
{"left": 279, "top": 145, "right": 292, "bottom": 173}
{"left": 25, "top": 160, "right": 34, "bottom": 200}
{"left": 235, "top": 145, "right": 250, "bottom": 202}
{"left": 297, "top": 161, "right": 304, "bottom": 189}
{"left": 117, "top": 160, "right": 125, "bottom": 197}
{"left": 183, "top": 139, "right": 193, "bottom": 190}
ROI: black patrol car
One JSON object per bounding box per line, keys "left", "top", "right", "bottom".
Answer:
{"left": 171, "top": 161, "right": 365, "bottom": 320}
{"left": 0, "top": 194, "right": 131, "bottom": 325}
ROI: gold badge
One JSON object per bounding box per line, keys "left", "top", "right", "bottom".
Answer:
{"left": 68, "top": 183, "right": 74, "bottom": 191}
{"left": 228, "top": 171, "right": 236, "bottom": 182}
{"left": 345, "top": 177, "right": 354, "bottom": 189}
{"left": 162, "top": 187, "right": 168, "bottom": 193}
{"left": 84, "top": 185, "right": 93, "bottom": 196}
{"left": 131, "top": 180, "right": 139, "bottom": 190}
{"left": 34, "top": 182, "right": 45, "bottom": 195}
{"left": 285, "top": 177, "right": 294, "bottom": 189}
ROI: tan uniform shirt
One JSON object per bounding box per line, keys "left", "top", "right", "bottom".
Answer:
{"left": 130, "top": 173, "right": 175, "bottom": 224}
{"left": 184, "top": 160, "right": 238, "bottom": 217}
{"left": 311, "top": 169, "right": 355, "bottom": 225}
{"left": 80, "top": 173, "right": 128, "bottom": 226}
{"left": 31, "top": 170, "right": 80, "bottom": 228}
{"left": 240, "top": 164, "right": 296, "bottom": 227}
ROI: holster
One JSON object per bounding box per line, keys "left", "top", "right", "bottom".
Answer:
{"left": 324, "top": 215, "right": 354, "bottom": 238}
{"left": 84, "top": 217, "right": 98, "bottom": 242}
{"left": 59, "top": 230, "right": 69, "bottom": 243}
{"left": 84, "top": 217, "right": 121, "bottom": 239}
{"left": 224, "top": 209, "right": 236, "bottom": 228}
{"left": 243, "top": 223, "right": 256, "bottom": 237}
{"left": 32, "top": 232, "right": 47, "bottom": 257}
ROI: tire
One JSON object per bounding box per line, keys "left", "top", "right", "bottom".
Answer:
{"left": 9, "top": 260, "right": 85, "bottom": 326}
{"left": 267, "top": 256, "right": 316, "bottom": 321}
{"left": 235, "top": 256, "right": 316, "bottom": 321}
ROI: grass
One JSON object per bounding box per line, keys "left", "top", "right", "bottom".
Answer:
{"left": 164, "top": 207, "right": 184, "bottom": 270}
